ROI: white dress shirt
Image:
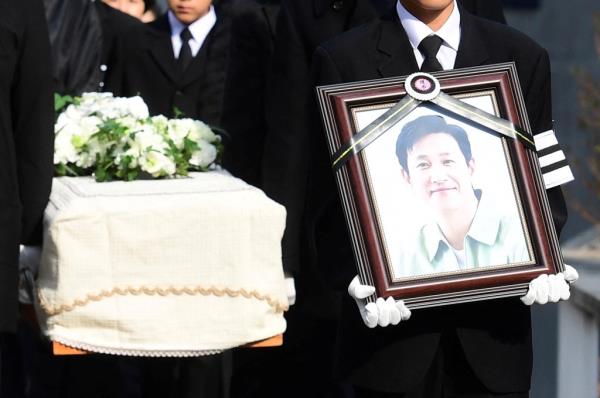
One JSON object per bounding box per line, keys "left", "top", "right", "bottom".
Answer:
{"left": 168, "top": 7, "right": 217, "bottom": 59}
{"left": 396, "top": 0, "right": 461, "bottom": 70}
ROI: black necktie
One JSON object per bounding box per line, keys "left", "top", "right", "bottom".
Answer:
{"left": 178, "top": 27, "right": 193, "bottom": 73}
{"left": 418, "top": 35, "right": 444, "bottom": 72}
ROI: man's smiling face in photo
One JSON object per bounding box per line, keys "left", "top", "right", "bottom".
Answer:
{"left": 402, "top": 132, "right": 475, "bottom": 213}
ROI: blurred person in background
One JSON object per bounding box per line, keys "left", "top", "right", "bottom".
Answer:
{"left": 221, "top": 0, "right": 279, "bottom": 188}
{"left": 0, "top": 0, "right": 54, "bottom": 396}
{"left": 106, "top": 1, "right": 236, "bottom": 396}
{"left": 106, "top": 0, "right": 233, "bottom": 127}
{"left": 43, "top": 0, "right": 142, "bottom": 95}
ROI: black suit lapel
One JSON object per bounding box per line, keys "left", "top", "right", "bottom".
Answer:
{"left": 453, "top": 6, "right": 490, "bottom": 68}
{"left": 376, "top": 12, "right": 419, "bottom": 78}
{"left": 146, "top": 15, "right": 180, "bottom": 84}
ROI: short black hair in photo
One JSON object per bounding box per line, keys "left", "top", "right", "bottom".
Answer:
{"left": 396, "top": 115, "right": 472, "bottom": 172}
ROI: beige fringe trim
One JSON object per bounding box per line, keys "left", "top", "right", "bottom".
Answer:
{"left": 37, "top": 285, "right": 289, "bottom": 316}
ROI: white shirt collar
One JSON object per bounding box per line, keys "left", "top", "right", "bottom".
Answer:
{"left": 168, "top": 7, "right": 217, "bottom": 57}
{"left": 396, "top": 0, "right": 461, "bottom": 52}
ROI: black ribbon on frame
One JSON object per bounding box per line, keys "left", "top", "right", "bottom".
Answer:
{"left": 331, "top": 73, "right": 535, "bottom": 172}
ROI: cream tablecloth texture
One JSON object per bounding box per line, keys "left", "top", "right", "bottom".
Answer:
{"left": 35, "top": 171, "right": 288, "bottom": 356}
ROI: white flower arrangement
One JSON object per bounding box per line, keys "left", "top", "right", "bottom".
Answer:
{"left": 54, "top": 92, "right": 222, "bottom": 182}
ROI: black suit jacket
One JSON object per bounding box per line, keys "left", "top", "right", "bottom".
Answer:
{"left": 106, "top": 8, "right": 232, "bottom": 126}
{"left": 97, "top": 3, "right": 142, "bottom": 91}
{"left": 309, "top": 7, "right": 566, "bottom": 394}
{"left": 221, "top": 0, "right": 278, "bottom": 187}
{"left": 0, "top": 0, "right": 54, "bottom": 332}
{"left": 262, "top": 0, "right": 506, "bottom": 282}
{"left": 43, "top": 0, "right": 141, "bottom": 95}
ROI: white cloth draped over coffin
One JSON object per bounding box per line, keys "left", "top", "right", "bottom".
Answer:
{"left": 35, "top": 171, "right": 288, "bottom": 356}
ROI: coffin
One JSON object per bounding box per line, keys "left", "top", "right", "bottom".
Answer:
{"left": 35, "top": 171, "right": 288, "bottom": 356}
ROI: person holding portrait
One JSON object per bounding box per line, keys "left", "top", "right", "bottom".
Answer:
{"left": 307, "top": 0, "right": 577, "bottom": 396}
{"left": 394, "top": 114, "right": 529, "bottom": 278}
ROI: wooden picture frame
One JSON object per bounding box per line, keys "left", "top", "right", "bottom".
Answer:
{"left": 316, "top": 63, "right": 564, "bottom": 309}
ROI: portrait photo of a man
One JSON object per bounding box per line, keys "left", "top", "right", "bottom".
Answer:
{"left": 356, "top": 102, "right": 534, "bottom": 280}
{"left": 394, "top": 114, "right": 530, "bottom": 277}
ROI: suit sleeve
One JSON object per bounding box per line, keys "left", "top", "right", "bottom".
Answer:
{"left": 312, "top": 46, "right": 344, "bottom": 86}
{"left": 524, "top": 49, "right": 567, "bottom": 237}
{"left": 221, "top": 3, "right": 272, "bottom": 187}
{"left": 103, "top": 19, "right": 139, "bottom": 97}
{"left": 262, "top": 3, "right": 313, "bottom": 277}
{"left": 103, "top": 30, "right": 126, "bottom": 96}
{"left": 12, "top": 0, "right": 55, "bottom": 244}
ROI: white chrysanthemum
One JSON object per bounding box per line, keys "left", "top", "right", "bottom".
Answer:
{"left": 140, "top": 150, "right": 176, "bottom": 177}
{"left": 80, "top": 92, "right": 113, "bottom": 103}
{"left": 125, "top": 96, "right": 150, "bottom": 119}
{"left": 77, "top": 116, "right": 101, "bottom": 142}
{"left": 55, "top": 112, "right": 77, "bottom": 132}
{"left": 62, "top": 104, "right": 85, "bottom": 123}
{"left": 118, "top": 116, "right": 142, "bottom": 130}
{"left": 54, "top": 92, "right": 221, "bottom": 180}
{"left": 151, "top": 115, "right": 169, "bottom": 134}
{"left": 189, "top": 141, "right": 217, "bottom": 168}
{"left": 118, "top": 147, "right": 141, "bottom": 168}
{"left": 76, "top": 151, "right": 97, "bottom": 169}
{"left": 54, "top": 127, "right": 79, "bottom": 165}
{"left": 167, "top": 118, "right": 195, "bottom": 149}
{"left": 191, "top": 120, "right": 217, "bottom": 142}
{"left": 76, "top": 137, "right": 107, "bottom": 169}
{"left": 79, "top": 92, "right": 114, "bottom": 116}
{"left": 129, "top": 124, "right": 167, "bottom": 154}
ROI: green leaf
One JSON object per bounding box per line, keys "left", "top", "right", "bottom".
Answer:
{"left": 54, "top": 93, "right": 75, "bottom": 113}
{"left": 173, "top": 107, "right": 184, "bottom": 119}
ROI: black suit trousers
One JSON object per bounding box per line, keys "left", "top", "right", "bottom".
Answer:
{"left": 353, "top": 331, "right": 528, "bottom": 398}
{"left": 0, "top": 333, "right": 24, "bottom": 398}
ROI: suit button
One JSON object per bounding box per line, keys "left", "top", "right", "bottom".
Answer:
{"left": 175, "top": 90, "right": 183, "bottom": 96}
{"left": 332, "top": 0, "right": 344, "bottom": 11}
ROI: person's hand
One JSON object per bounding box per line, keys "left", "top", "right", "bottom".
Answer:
{"left": 520, "top": 265, "right": 579, "bottom": 305}
{"left": 284, "top": 273, "right": 296, "bottom": 306}
{"left": 19, "top": 245, "right": 42, "bottom": 274}
{"left": 19, "top": 245, "right": 42, "bottom": 304}
{"left": 347, "top": 275, "right": 411, "bottom": 328}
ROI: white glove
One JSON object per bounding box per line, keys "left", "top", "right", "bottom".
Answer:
{"left": 520, "top": 264, "right": 579, "bottom": 305}
{"left": 347, "top": 275, "right": 411, "bottom": 328}
{"left": 284, "top": 273, "right": 296, "bottom": 306}
{"left": 19, "top": 245, "right": 42, "bottom": 275}
{"left": 18, "top": 245, "right": 42, "bottom": 304}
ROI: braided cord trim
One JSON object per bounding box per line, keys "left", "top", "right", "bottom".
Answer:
{"left": 38, "top": 285, "right": 289, "bottom": 316}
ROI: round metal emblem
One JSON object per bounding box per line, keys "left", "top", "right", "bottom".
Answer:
{"left": 404, "top": 72, "right": 441, "bottom": 101}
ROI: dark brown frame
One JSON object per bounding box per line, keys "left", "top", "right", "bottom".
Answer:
{"left": 316, "top": 63, "right": 564, "bottom": 309}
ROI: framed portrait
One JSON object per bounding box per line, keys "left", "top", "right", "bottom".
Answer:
{"left": 316, "top": 63, "right": 564, "bottom": 309}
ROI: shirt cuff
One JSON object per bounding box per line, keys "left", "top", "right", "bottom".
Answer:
{"left": 534, "top": 129, "right": 575, "bottom": 190}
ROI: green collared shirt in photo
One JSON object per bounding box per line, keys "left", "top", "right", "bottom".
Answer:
{"left": 394, "top": 190, "right": 532, "bottom": 279}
